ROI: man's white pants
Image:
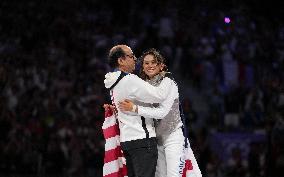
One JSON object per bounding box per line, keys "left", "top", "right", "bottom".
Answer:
{"left": 155, "top": 127, "right": 184, "bottom": 177}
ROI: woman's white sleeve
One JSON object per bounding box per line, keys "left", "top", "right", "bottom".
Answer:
{"left": 137, "top": 84, "right": 178, "bottom": 119}
{"left": 127, "top": 74, "right": 173, "bottom": 104}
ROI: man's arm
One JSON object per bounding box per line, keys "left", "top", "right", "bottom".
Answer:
{"left": 126, "top": 74, "right": 173, "bottom": 104}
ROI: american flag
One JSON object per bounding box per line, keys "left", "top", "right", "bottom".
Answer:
{"left": 182, "top": 139, "right": 203, "bottom": 177}
{"left": 102, "top": 108, "right": 127, "bottom": 177}
{"left": 102, "top": 108, "right": 201, "bottom": 177}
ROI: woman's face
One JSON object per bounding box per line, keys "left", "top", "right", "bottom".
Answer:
{"left": 142, "top": 54, "right": 163, "bottom": 79}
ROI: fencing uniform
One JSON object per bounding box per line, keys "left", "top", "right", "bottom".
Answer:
{"left": 134, "top": 73, "right": 186, "bottom": 177}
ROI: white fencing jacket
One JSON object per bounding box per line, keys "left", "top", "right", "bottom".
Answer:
{"left": 128, "top": 73, "right": 183, "bottom": 145}
{"left": 104, "top": 71, "right": 174, "bottom": 142}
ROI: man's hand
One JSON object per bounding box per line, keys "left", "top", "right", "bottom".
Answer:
{"left": 103, "top": 104, "right": 115, "bottom": 112}
{"left": 118, "top": 99, "right": 135, "bottom": 112}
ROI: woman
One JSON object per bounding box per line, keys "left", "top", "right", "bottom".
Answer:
{"left": 118, "top": 48, "right": 201, "bottom": 177}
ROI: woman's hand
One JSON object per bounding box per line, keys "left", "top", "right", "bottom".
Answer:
{"left": 118, "top": 99, "right": 135, "bottom": 112}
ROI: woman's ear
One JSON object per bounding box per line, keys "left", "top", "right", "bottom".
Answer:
{"left": 160, "top": 63, "right": 165, "bottom": 71}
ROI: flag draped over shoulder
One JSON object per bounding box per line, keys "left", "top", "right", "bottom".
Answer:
{"left": 102, "top": 109, "right": 127, "bottom": 177}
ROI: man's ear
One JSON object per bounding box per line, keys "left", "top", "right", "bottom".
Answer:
{"left": 118, "top": 58, "right": 124, "bottom": 66}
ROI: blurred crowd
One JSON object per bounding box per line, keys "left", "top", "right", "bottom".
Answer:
{"left": 0, "top": 0, "right": 283, "bottom": 177}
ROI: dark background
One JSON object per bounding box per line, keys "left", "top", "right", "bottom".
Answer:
{"left": 0, "top": 0, "right": 283, "bottom": 177}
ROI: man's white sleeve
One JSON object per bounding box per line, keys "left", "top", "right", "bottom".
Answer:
{"left": 127, "top": 75, "right": 173, "bottom": 104}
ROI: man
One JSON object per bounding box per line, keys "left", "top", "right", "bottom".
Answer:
{"left": 104, "top": 45, "right": 173, "bottom": 177}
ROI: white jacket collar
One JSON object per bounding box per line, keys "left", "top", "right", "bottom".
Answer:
{"left": 104, "top": 71, "right": 121, "bottom": 89}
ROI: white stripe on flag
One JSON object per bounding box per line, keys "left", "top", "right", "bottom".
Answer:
{"left": 103, "top": 157, "right": 125, "bottom": 176}
{"left": 102, "top": 114, "right": 117, "bottom": 130}
{"left": 105, "top": 135, "right": 120, "bottom": 151}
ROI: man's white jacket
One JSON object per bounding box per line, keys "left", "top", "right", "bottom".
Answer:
{"left": 104, "top": 71, "right": 174, "bottom": 143}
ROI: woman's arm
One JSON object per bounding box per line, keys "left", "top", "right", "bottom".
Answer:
{"left": 126, "top": 74, "right": 173, "bottom": 104}
{"left": 119, "top": 82, "right": 179, "bottom": 119}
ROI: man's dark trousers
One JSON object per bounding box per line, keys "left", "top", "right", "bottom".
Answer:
{"left": 121, "top": 137, "right": 158, "bottom": 177}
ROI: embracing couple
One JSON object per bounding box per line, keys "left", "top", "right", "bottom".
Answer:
{"left": 103, "top": 45, "right": 202, "bottom": 177}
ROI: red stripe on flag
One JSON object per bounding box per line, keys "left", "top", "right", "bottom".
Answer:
{"left": 105, "top": 109, "right": 114, "bottom": 118}
{"left": 104, "top": 146, "right": 123, "bottom": 163}
{"left": 121, "top": 164, "right": 127, "bottom": 176}
{"left": 182, "top": 159, "right": 193, "bottom": 177}
{"left": 103, "top": 124, "right": 120, "bottom": 139}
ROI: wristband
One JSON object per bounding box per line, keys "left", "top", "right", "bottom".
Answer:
{"left": 132, "top": 105, "right": 137, "bottom": 112}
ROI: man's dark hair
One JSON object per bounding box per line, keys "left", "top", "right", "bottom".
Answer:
{"left": 108, "top": 47, "right": 125, "bottom": 68}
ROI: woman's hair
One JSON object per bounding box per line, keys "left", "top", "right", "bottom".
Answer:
{"left": 139, "top": 48, "right": 168, "bottom": 80}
